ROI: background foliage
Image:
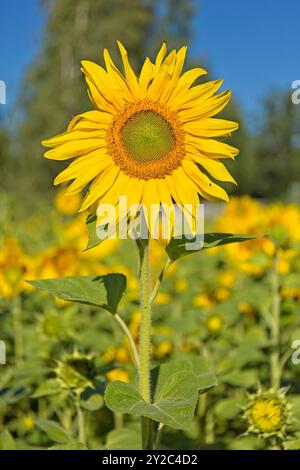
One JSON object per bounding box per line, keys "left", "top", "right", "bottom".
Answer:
{"left": 0, "top": 0, "right": 300, "bottom": 451}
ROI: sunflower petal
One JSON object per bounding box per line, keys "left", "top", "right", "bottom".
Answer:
{"left": 117, "top": 41, "right": 139, "bottom": 97}
{"left": 189, "top": 154, "right": 237, "bottom": 184}
{"left": 182, "top": 159, "right": 229, "bottom": 202}
{"left": 79, "top": 165, "right": 119, "bottom": 212}
{"left": 44, "top": 139, "right": 106, "bottom": 160}
{"left": 185, "top": 118, "right": 239, "bottom": 137}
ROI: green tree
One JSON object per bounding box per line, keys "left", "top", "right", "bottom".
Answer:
{"left": 0, "top": 125, "right": 10, "bottom": 191}
{"left": 253, "top": 90, "right": 300, "bottom": 198}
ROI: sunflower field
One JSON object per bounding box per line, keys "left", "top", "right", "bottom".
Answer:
{"left": 1, "top": 191, "right": 300, "bottom": 450}
{"left": 1, "top": 0, "right": 300, "bottom": 455}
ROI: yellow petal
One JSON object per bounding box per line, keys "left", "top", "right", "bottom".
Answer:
{"left": 117, "top": 41, "right": 139, "bottom": 97}
{"left": 44, "top": 138, "right": 106, "bottom": 160}
{"left": 81, "top": 60, "right": 124, "bottom": 109}
{"left": 180, "top": 91, "right": 231, "bottom": 121}
{"left": 185, "top": 118, "right": 239, "bottom": 137}
{"left": 182, "top": 159, "right": 229, "bottom": 202}
{"left": 160, "top": 46, "right": 187, "bottom": 102}
{"left": 189, "top": 154, "right": 237, "bottom": 184}
{"left": 147, "top": 64, "right": 170, "bottom": 100}
{"left": 171, "top": 80, "right": 223, "bottom": 110}
{"left": 79, "top": 165, "right": 119, "bottom": 212}
{"left": 42, "top": 129, "right": 106, "bottom": 147}
{"left": 185, "top": 135, "right": 239, "bottom": 159}
{"left": 138, "top": 58, "right": 154, "bottom": 98}
{"left": 67, "top": 111, "right": 112, "bottom": 131}
{"left": 155, "top": 42, "right": 167, "bottom": 69}
{"left": 83, "top": 74, "right": 116, "bottom": 113}
{"left": 142, "top": 180, "right": 161, "bottom": 236}
{"left": 103, "top": 48, "right": 132, "bottom": 100}
{"left": 54, "top": 151, "right": 111, "bottom": 187}
{"left": 167, "top": 67, "right": 207, "bottom": 103}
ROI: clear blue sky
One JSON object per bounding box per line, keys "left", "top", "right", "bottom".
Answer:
{"left": 0, "top": 0, "right": 299, "bottom": 116}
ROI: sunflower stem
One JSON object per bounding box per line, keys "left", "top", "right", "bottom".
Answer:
{"left": 114, "top": 313, "right": 140, "bottom": 370}
{"left": 270, "top": 253, "right": 281, "bottom": 389}
{"left": 75, "top": 393, "right": 86, "bottom": 444}
{"left": 138, "top": 237, "right": 153, "bottom": 450}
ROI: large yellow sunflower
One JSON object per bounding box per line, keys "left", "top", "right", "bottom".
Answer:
{"left": 42, "top": 42, "right": 238, "bottom": 238}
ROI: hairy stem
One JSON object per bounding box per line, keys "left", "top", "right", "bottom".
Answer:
{"left": 114, "top": 313, "right": 140, "bottom": 369}
{"left": 75, "top": 394, "right": 86, "bottom": 444}
{"left": 270, "top": 254, "right": 281, "bottom": 389}
{"left": 138, "top": 238, "right": 153, "bottom": 450}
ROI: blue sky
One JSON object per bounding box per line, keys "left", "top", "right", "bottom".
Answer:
{"left": 0, "top": 0, "right": 299, "bottom": 116}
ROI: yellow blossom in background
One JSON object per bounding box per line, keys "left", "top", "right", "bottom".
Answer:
{"left": 0, "top": 237, "right": 34, "bottom": 298}
{"left": 154, "top": 341, "right": 173, "bottom": 358}
{"left": 54, "top": 189, "right": 81, "bottom": 215}
{"left": 193, "top": 293, "right": 215, "bottom": 308}
{"left": 106, "top": 369, "right": 129, "bottom": 383}
{"left": 206, "top": 313, "right": 223, "bottom": 333}
{"left": 175, "top": 279, "right": 188, "bottom": 293}
{"left": 155, "top": 292, "right": 172, "bottom": 305}
{"left": 214, "top": 286, "right": 230, "bottom": 302}
{"left": 129, "top": 310, "right": 141, "bottom": 341}
{"left": 238, "top": 301, "right": 256, "bottom": 315}
{"left": 217, "top": 269, "right": 236, "bottom": 288}
{"left": 21, "top": 415, "right": 35, "bottom": 431}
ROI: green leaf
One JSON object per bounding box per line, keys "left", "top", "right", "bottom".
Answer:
{"left": 28, "top": 273, "right": 126, "bottom": 314}
{"left": 166, "top": 233, "right": 260, "bottom": 262}
{"left": 0, "top": 429, "right": 16, "bottom": 450}
{"left": 85, "top": 214, "right": 100, "bottom": 251}
{"left": 105, "top": 373, "right": 197, "bottom": 430}
{"left": 36, "top": 419, "right": 72, "bottom": 444}
{"left": 50, "top": 442, "right": 88, "bottom": 450}
{"left": 215, "top": 396, "right": 246, "bottom": 420}
{"left": 105, "top": 359, "right": 217, "bottom": 430}
{"left": 80, "top": 393, "right": 104, "bottom": 411}
{"left": 105, "top": 429, "right": 142, "bottom": 450}
{"left": 32, "top": 378, "right": 61, "bottom": 398}
{"left": 154, "top": 358, "right": 217, "bottom": 393}
{"left": 221, "top": 369, "right": 258, "bottom": 388}
{"left": 85, "top": 213, "right": 117, "bottom": 251}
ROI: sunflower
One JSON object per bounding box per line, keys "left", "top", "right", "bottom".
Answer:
{"left": 42, "top": 42, "right": 238, "bottom": 238}
{"left": 243, "top": 388, "right": 292, "bottom": 439}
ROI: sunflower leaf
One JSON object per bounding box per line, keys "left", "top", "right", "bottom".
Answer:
{"left": 28, "top": 273, "right": 126, "bottom": 314}
{"left": 105, "top": 359, "right": 216, "bottom": 430}
{"left": 166, "top": 232, "right": 261, "bottom": 262}
{"left": 85, "top": 214, "right": 101, "bottom": 251}
{"left": 0, "top": 430, "right": 16, "bottom": 450}
{"left": 36, "top": 419, "right": 72, "bottom": 444}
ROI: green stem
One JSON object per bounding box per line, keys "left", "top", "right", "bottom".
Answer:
{"left": 75, "top": 394, "right": 86, "bottom": 444}
{"left": 150, "top": 259, "right": 171, "bottom": 305}
{"left": 270, "top": 254, "right": 281, "bottom": 389}
{"left": 12, "top": 297, "right": 23, "bottom": 366}
{"left": 114, "top": 313, "right": 140, "bottom": 369}
{"left": 114, "top": 412, "right": 124, "bottom": 430}
{"left": 138, "top": 238, "right": 153, "bottom": 450}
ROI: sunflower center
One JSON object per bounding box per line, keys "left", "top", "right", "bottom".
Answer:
{"left": 121, "top": 111, "right": 174, "bottom": 164}
{"left": 107, "top": 99, "right": 185, "bottom": 180}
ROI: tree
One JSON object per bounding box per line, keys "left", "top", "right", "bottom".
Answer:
{"left": 253, "top": 90, "right": 300, "bottom": 199}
